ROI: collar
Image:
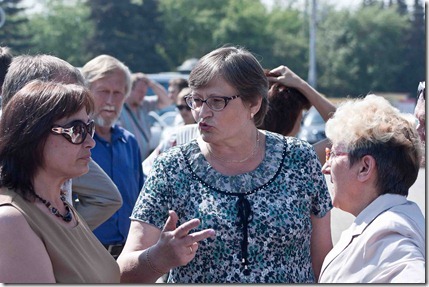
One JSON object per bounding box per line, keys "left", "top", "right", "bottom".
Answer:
{"left": 349, "top": 194, "right": 407, "bottom": 236}
{"left": 94, "top": 124, "right": 128, "bottom": 144}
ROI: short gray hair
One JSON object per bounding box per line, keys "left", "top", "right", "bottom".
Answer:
{"left": 81, "top": 54, "right": 132, "bottom": 98}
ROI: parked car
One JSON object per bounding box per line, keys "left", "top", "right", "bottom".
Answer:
{"left": 146, "top": 72, "right": 189, "bottom": 95}
{"left": 297, "top": 107, "right": 326, "bottom": 144}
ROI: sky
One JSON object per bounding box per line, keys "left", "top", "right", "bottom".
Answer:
{"left": 262, "top": 0, "right": 423, "bottom": 11}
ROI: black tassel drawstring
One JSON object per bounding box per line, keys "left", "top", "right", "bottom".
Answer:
{"left": 236, "top": 195, "right": 253, "bottom": 276}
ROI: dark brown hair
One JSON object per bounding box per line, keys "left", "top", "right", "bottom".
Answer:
{"left": 261, "top": 70, "right": 311, "bottom": 135}
{"left": 0, "top": 80, "right": 94, "bottom": 201}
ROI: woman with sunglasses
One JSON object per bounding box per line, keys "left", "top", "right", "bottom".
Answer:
{"left": 319, "top": 95, "right": 424, "bottom": 283}
{"left": 0, "top": 80, "right": 119, "bottom": 283}
{"left": 118, "top": 46, "right": 333, "bottom": 283}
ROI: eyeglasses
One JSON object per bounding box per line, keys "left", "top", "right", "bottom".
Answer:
{"left": 325, "top": 147, "right": 348, "bottom": 163}
{"left": 176, "top": 104, "right": 191, "bottom": 111}
{"left": 185, "top": 94, "right": 240, "bottom": 111}
{"left": 417, "top": 81, "right": 425, "bottom": 100}
{"left": 51, "top": 120, "right": 95, "bottom": 145}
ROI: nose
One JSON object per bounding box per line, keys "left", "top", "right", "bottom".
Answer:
{"left": 84, "top": 134, "right": 96, "bottom": 149}
{"left": 321, "top": 161, "right": 331, "bottom": 174}
{"left": 195, "top": 101, "right": 213, "bottom": 120}
{"left": 105, "top": 92, "right": 115, "bottom": 104}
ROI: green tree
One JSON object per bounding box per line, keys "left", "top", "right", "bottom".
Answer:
{"left": 0, "top": 0, "right": 32, "bottom": 53}
{"left": 212, "top": 0, "right": 272, "bottom": 66}
{"left": 158, "top": 0, "right": 230, "bottom": 69}
{"left": 86, "top": 0, "right": 169, "bottom": 73}
{"left": 317, "top": 5, "right": 410, "bottom": 97}
{"left": 399, "top": 0, "right": 425, "bottom": 97}
{"left": 264, "top": 4, "right": 308, "bottom": 74}
{"left": 23, "top": 0, "right": 93, "bottom": 66}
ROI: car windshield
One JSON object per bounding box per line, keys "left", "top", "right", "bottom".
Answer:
{"left": 303, "top": 108, "right": 324, "bottom": 125}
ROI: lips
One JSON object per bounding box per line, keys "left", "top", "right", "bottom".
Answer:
{"left": 80, "top": 154, "right": 92, "bottom": 160}
{"left": 198, "top": 122, "right": 212, "bottom": 131}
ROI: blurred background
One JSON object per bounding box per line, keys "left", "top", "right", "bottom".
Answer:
{"left": 0, "top": 0, "right": 425, "bottom": 144}
{"left": 0, "top": 0, "right": 425, "bottom": 97}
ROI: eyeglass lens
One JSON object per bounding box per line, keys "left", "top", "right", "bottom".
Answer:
{"left": 52, "top": 120, "right": 95, "bottom": 144}
{"left": 176, "top": 105, "right": 191, "bottom": 111}
{"left": 185, "top": 95, "right": 239, "bottom": 111}
{"left": 325, "top": 147, "right": 331, "bottom": 162}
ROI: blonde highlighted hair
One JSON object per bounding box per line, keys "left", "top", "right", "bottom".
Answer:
{"left": 326, "top": 94, "right": 422, "bottom": 196}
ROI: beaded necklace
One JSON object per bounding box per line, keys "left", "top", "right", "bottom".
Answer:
{"left": 35, "top": 192, "right": 72, "bottom": 222}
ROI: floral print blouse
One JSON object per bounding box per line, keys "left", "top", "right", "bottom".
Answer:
{"left": 131, "top": 131, "right": 332, "bottom": 283}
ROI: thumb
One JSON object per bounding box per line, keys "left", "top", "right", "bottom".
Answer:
{"left": 162, "top": 210, "right": 179, "bottom": 232}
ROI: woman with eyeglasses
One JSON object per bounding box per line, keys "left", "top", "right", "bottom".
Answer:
{"left": 142, "top": 87, "right": 197, "bottom": 178}
{"left": 0, "top": 80, "right": 120, "bottom": 283}
{"left": 117, "top": 46, "right": 333, "bottom": 283}
{"left": 319, "top": 95, "right": 424, "bottom": 283}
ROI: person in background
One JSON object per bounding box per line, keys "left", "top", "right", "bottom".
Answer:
{"left": 1, "top": 54, "right": 122, "bottom": 230}
{"left": 81, "top": 55, "right": 144, "bottom": 259}
{"left": 117, "top": 46, "right": 332, "bottom": 283}
{"left": 167, "top": 77, "right": 189, "bottom": 125}
{"left": 0, "top": 46, "right": 13, "bottom": 96}
{"left": 168, "top": 77, "right": 189, "bottom": 105}
{"left": 319, "top": 94, "right": 425, "bottom": 283}
{"left": 176, "top": 87, "right": 196, "bottom": 125}
{"left": 264, "top": 66, "right": 336, "bottom": 164}
{"left": 414, "top": 81, "right": 425, "bottom": 166}
{"left": 117, "top": 72, "right": 172, "bottom": 160}
{"left": 0, "top": 81, "right": 119, "bottom": 283}
{"left": 142, "top": 87, "right": 197, "bottom": 176}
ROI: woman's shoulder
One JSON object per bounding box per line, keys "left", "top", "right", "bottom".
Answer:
{"left": 0, "top": 189, "right": 31, "bottom": 229}
{"left": 0, "top": 201, "right": 36, "bottom": 246}
{"left": 0, "top": 204, "right": 27, "bottom": 228}
{"left": 0, "top": 203, "right": 54, "bottom": 283}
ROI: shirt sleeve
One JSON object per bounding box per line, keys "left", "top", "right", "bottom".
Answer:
{"left": 130, "top": 151, "right": 172, "bottom": 229}
{"left": 302, "top": 140, "right": 333, "bottom": 217}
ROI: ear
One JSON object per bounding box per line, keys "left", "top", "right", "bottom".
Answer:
{"left": 249, "top": 97, "right": 262, "bottom": 118}
{"left": 356, "top": 155, "right": 376, "bottom": 183}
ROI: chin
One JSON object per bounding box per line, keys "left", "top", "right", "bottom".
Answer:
{"left": 95, "top": 115, "right": 117, "bottom": 128}
{"left": 74, "top": 166, "right": 90, "bottom": 178}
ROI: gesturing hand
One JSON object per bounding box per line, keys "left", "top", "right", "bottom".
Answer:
{"left": 150, "top": 210, "right": 216, "bottom": 271}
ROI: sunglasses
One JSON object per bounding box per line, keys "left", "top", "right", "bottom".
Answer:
{"left": 176, "top": 104, "right": 191, "bottom": 111}
{"left": 51, "top": 120, "right": 95, "bottom": 145}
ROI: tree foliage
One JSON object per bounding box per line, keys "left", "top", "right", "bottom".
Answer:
{"left": 317, "top": 5, "right": 410, "bottom": 97}
{"left": 86, "top": 0, "right": 169, "bottom": 73}
{"left": 0, "top": 0, "right": 32, "bottom": 53}
{"left": 2, "top": 0, "right": 425, "bottom": 98}
{"left": 23, "top": 0, "right": 93, "bottom": 66}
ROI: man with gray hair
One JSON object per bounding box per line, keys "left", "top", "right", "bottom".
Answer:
{"left": 1, "top": 54, "right": 123, "bottom": 230}
{"left": 81, "top": 54, "right": 144, "bottom": 259}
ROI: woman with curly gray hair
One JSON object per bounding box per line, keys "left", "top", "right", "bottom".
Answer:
{"left": 319, "top": 94, "right": 424, "bottom": 283}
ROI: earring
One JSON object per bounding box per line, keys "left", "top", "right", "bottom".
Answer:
{"left": 250, "top": 112, "right": 254, "bottom": 119}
